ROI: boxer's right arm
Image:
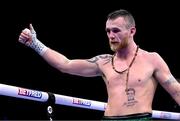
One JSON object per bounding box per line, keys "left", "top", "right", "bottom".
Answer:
{"left": 18, "top": 24, "right": 101, "bottom": 77}
{"left": 19, "top": 24, "right": 48, "bottom": 56}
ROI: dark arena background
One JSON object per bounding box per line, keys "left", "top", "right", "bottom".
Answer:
{"left": 0, "top": 1, "right": 179, "bottom": 120}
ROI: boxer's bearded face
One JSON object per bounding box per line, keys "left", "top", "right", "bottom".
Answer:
{"left": 109, "top": 34, "right": 129, "bottom": 52}
{"left": 106, "top": 17, "right": 132, "bottom": 52}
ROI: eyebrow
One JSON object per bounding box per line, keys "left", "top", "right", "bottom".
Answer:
{"left": 105, "top": 27, "right": 121, "bottom": 33}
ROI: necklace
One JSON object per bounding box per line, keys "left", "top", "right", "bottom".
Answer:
{"left": 111, "top": 45, "right": 139, "bottom": 94}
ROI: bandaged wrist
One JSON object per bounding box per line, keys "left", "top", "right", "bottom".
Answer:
{"left": 29, "top": 38, "right": 48, "bottom": 56}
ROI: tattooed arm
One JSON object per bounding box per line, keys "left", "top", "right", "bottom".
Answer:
{"left": 42, "top": 48, "right": 111, "bottom": 77}
{"left": 18, "top": 24, "right": 104, "bottom": 77}
{"left": 153, "top": 53, "right": 180, "bottom": 106}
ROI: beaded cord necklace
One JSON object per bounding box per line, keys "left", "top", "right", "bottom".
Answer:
{"left": 111, "top": 45, "right": 139, "bottom": 94}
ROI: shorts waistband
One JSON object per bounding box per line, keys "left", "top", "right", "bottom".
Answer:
{"left": 102, "top": 112, "right": 152, "bottom": 120}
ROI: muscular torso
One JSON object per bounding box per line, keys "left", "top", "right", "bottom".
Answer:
{"left": 98, "top": 49, "right": 158, "bottom": 116}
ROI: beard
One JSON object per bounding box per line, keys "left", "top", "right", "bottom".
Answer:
{"left": 109, "top": 37, "right": 129, "bottom": 52}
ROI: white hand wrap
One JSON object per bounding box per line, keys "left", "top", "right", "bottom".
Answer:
{"left": 22, "top": 25, "right": 48, "bottom": 56}
{"left": 28, "top": 35, "right": 48, "bottom": 56}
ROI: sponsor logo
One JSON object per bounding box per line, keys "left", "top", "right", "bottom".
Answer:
{"left": 160, "top": 112, "right": 171, "bottom": 119}
{"left": 18, "top": 88, "right": 42, "bottom": 99}
{"left": 73, "top": 98, "right": 91, "bottom": 106}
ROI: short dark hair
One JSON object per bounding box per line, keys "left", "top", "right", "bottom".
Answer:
{"left": 107, "top": 9, "right": 135, "bottom": 29}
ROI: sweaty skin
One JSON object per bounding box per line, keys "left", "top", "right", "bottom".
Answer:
{"left": 19, "top": 12, "right": 180, "bottom": 117}
{"left": 86, "top": 48, "right": 178, "bottom": 116}
{"left": 92, "top": 50, "right": 157, "bottom": 116}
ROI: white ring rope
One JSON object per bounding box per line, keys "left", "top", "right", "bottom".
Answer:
{"left": 0, "top": 83, "right": 179, "bottom": 120}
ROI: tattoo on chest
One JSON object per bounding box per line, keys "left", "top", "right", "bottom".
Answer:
{"left": 123, "top": 88, "right": 138, "bottom": 107}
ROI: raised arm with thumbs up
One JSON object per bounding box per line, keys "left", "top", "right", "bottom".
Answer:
{"left": 18, "top": 24, "right": 48, "bottom": 56}
{"left": 18, "top": 9, "right": 180, "bottom": 120}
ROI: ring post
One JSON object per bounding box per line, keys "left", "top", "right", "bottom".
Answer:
{"left": 46, "top": 92, "right": 55, "bottom": 121}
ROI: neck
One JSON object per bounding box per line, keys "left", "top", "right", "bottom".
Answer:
{"left": 116, "top": 41, "right": 137, "bottom": 59}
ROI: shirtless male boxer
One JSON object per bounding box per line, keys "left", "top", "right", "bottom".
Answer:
{"left": 18, "top": 9, "right": 180, "bottom": 120}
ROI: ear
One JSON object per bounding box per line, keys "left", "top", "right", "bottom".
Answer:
{"left": 130, "top": 27, "right": 136, "bottom": 36}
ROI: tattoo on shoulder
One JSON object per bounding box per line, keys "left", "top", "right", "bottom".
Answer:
{"left": 162, "top": 75, "right": 177, "bottom": 86}
{"left": 86, "top": 54, "right": 112, "bottom": 65}
{"left": 86, "top": 56, "right": 98, "bottom": 63}
{"left": 171, "top": 91, "right": 180, "bottom": 97}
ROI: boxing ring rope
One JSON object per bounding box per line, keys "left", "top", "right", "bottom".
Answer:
{"left": 0, "top": 83, "right": 179, "bottom": 120}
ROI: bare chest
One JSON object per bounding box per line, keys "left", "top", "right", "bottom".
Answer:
{"left": 101, "top": 58, "right": 154, "bottom": 88}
